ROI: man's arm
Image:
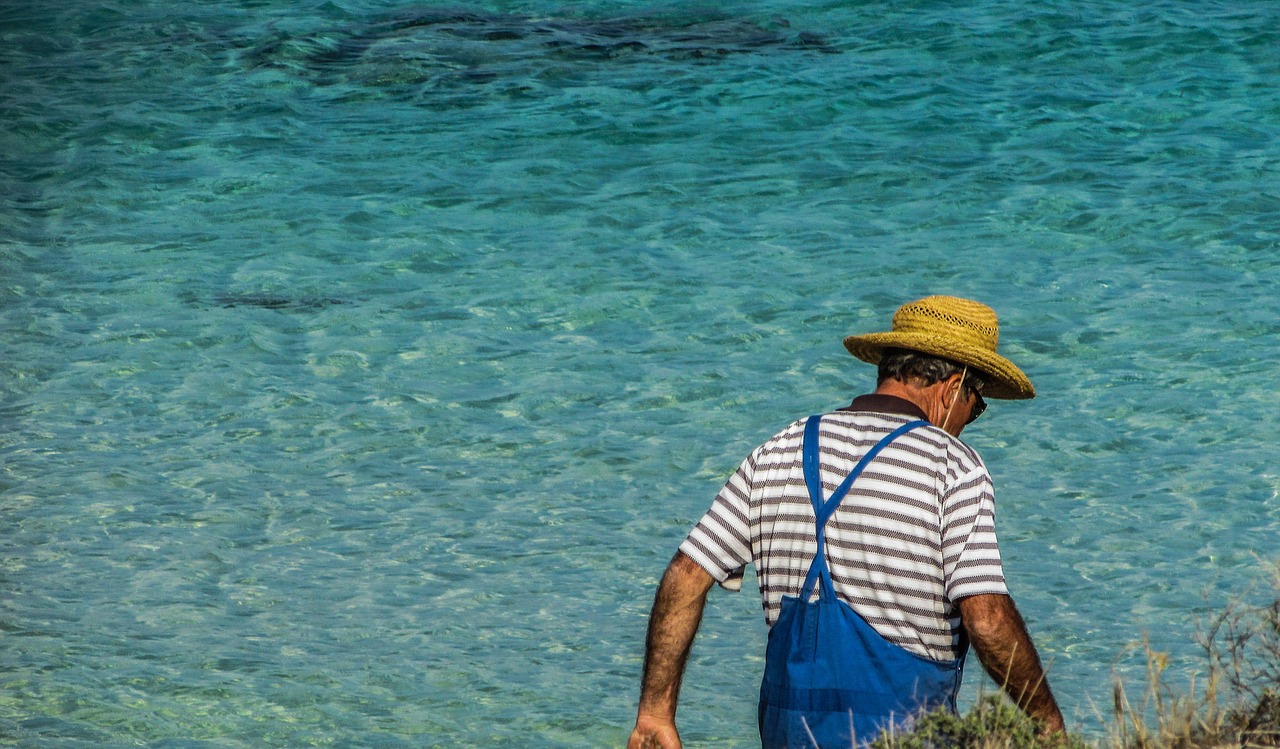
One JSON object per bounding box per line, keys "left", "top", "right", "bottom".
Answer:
{"left": 628, "top": 551, "right": 716, "bottom": 749}
{"left": 957, "top": 593, "right": 1066, "bottom": 737}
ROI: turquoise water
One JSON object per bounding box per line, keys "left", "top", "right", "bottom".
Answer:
{"left": 2, "top": 0, "right": 1278, "bottom": 745}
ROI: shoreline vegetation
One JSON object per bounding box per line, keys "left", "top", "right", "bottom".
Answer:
{"left": 874, "top": 564, "right": 1280, "bottom": 749}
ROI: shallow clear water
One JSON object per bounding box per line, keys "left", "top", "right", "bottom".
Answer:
{"left": 2, "top": 0, "right": 1278, "bottom": 745}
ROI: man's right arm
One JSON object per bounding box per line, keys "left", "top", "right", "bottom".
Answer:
{"left": 628, "top": 551, "right": 715, "bottom": 749}
{"left": 956, "top": 593, "right": 1066, "bottom": 737}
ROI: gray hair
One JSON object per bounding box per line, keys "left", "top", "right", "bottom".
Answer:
{"left": 877, "top": 348, "right": 987, "bottom": 393}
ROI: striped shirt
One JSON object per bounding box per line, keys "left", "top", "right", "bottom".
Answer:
{"left": 679, "top": 395, "right": 1008, "bottom": 662}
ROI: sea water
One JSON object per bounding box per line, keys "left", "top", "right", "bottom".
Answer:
{"left": 2, "top": 0, "right": 1278, "bottom": 746}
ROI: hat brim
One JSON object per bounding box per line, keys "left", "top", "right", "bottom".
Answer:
{"left": 844, "top": 332, "right": 1035, "bottom": 400}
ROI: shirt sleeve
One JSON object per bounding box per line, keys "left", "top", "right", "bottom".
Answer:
{"left": 940, "top": 464, "right": 1009, "bottom": 601}
{"left": 678, "top": 450, "right": 756, "bottom": 592}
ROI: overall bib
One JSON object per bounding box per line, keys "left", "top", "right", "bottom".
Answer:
{"left": 758, "top": 416, "right": 967, "bottom": 748}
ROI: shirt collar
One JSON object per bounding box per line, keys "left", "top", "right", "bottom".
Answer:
{"left": 838, "top": 394, "right": 929, "bottom": 420}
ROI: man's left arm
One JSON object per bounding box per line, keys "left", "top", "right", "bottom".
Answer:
{"left": 957, "top": 592, "right": 1066, "bottom": 737}
{"left": 941, "top": 466, "right": 1064, "bottom": 735}
{"left": 628, "top": 551, "right": 716, "bottom": 749}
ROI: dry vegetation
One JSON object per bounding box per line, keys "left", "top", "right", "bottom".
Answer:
{"left": 871, "top": 564, "right": 1280, "bottom": 749}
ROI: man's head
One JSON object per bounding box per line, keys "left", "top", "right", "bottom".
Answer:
{"left": 843, "top": 296, "right": 1031, "bottom": 435}
{"left": 875, "top": 349, "right": 987, "bottom": 435}
{"left": 843, "top": 295, "right": 1034, "bottom": 400}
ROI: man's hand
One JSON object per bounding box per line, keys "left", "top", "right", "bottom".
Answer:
{"left": 629, "top": 552, "right": 715, "bottom": 749}
{"left": 957, "top": 593, "right": 1066, "bottom": 736}
{"left": 627, "top": 713, "right": 682, "bottom": 748}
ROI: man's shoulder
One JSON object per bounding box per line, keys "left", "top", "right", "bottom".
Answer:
{"left": 750, "top": 408, "right": 986, "bottom": 464}
{"left": 817, "top": 409, "right": 943, "bottom": 443}
{"left": 752, "top": 410, "right": 935, "bottom": 453}
{"left": 816, "top": 410, "right": 988, "bottom": 472}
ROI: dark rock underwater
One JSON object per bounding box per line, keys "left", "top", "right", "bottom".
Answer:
{"left": 243, "top": 5, "right": 837, "bottom": 86}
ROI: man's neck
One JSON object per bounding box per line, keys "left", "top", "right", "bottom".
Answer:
{"left": 842, "top": 393, "right": 928, "bottom": 420}
{"left": 873, "top": 380, "right": 932, "bottom": 416}
{"left": 872, "top": 378, "right": 968, "bottom": 437}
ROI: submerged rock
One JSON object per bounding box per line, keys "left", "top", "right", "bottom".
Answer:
{"left": 244, "top": 6, "right": 837, "bottom": 85}
{"left": 211, "top": 293, "right": 349, "bottom": 311}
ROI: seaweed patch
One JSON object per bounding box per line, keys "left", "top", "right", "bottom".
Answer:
{"left": 243, "top": 6, "right": 837, "bottom": 86}
{"left": 212, "top": 293, "right": 350, "bottom": 311}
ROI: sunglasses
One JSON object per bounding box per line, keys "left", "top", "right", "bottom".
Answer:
{"left": 965, "top": 386, "right": 987, "bottom": 425}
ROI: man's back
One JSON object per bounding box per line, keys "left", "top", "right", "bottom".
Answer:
{"left": 680, "top": 397, "right": 1008, "bottom": 661}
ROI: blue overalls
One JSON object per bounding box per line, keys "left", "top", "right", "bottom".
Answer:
{"left": 758, "top": 416, "right": 967, "bottom": 748}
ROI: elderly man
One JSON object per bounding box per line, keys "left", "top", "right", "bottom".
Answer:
{"left": 628, "top": 296, "right": 1065, "bottom": 748}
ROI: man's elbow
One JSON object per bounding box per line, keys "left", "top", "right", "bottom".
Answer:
{"left": 956, "top": 592, "right": 1026, "bottom": 643}
{"left": 663, "top": 551, "right": 716, "bottom": 592}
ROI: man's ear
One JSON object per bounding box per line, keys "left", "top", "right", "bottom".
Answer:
{"left": 941, "top": 373, "right": 965, "bottom": 402}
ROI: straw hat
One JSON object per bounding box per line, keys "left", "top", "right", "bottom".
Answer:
{"left": 843, "top": 296, "right": 1035, "bottom": 400}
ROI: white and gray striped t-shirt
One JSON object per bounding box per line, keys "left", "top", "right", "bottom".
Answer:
{"left": 679, "top": 395, "right": 1009, "bottom": 662}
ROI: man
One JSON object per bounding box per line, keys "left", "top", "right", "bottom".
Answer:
{"left": 628, "top": 296, "right": 1065, "bottom": 748}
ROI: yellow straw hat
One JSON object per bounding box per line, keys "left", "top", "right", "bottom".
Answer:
{"left": 843, "top": 295, "right": 1035, "bottom": 400}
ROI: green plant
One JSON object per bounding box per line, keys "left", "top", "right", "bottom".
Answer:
{"left": 869, "top": 695, "right": 1088, "bottom": 749}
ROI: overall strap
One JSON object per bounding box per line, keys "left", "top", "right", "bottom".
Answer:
{"left": 801, "top": 416, "right": 930, "bottom": 601}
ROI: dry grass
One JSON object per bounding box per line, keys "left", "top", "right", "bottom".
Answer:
{"left": 1109, "top": 563, "right": 1280, "bottom": 749}
{"left": 875, "top": 562, "right": 1280, "bottom": 749}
